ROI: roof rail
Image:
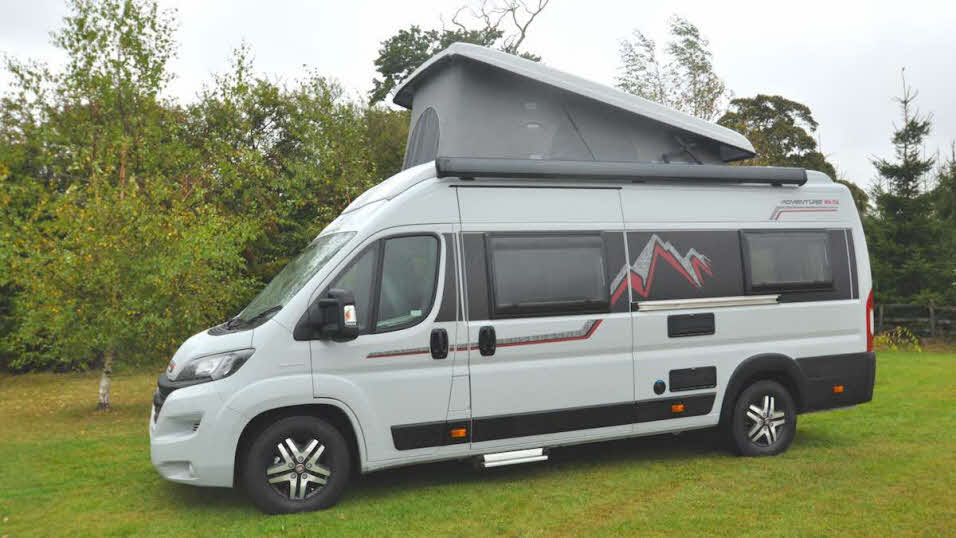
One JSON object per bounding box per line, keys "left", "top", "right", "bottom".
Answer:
{"left": 435, "top": 157, "right": 808, "bottom": 186}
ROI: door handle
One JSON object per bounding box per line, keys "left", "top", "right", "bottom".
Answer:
{"left": 478, "top": 325, "right": 496, "bottom": 356}
{"left": 430, "top": 328, "right": 449, "bottom": 359}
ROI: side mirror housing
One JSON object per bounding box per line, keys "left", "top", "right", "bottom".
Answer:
{"left": 294, "top": 288, "right": 359, "bottom": 342}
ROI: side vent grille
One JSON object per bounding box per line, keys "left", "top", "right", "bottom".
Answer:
{"left": 191, "top": 421, "right": 201, "bottom": 433}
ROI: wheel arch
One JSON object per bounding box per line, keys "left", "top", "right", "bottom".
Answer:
{"left": 233, "top": 399, "right": 367, "bottom": 487}
{"left": 719, "top": 353, "right": 808, "bottom": 426}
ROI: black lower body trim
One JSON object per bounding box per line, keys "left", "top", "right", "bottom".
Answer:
{"left": 634, "top": 394, "right": 715, "bottom": 423}
{"left": 391, "top": 394, "right": 715, "bottom": 450}
{"left": 796, "top": 352, "right": 876, "bottom": 412}
{"left": 390, "top": 419, "right": 471, "bottom": 451}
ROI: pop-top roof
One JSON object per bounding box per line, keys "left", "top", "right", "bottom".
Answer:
{"left": 393, "top": 43, "right": 756, "bottom": 170}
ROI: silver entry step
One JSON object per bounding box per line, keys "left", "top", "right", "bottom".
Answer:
{"left": 480, "top": 448, "right": 548, "bottom": 468}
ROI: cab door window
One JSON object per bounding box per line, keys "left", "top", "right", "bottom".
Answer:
{"left": 327, "top": 246, "right": 378, "bottom": 333}
{"left": 374, "top": 235, "right": 440, "bottom": 332}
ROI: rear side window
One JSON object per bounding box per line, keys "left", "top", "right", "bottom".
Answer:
{"left": 742, "top": 230, "right": 833, "bottom": 293}
{"left": 487, "top": 234, "right": 608, "bottom": 318}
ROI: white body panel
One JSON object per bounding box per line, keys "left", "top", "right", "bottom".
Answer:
{"left": 150, "top": 164, "right": 873, "bottom": 486}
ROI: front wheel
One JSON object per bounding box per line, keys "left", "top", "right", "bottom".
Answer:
{"left": 730, "top": 380, "right": 797, "bottom": 456}
{"left": 242, "top": 416, "right": 351, "bottom": 514}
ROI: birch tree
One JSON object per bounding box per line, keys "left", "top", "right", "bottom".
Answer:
{"left": 616, "top": 16, "right": 731, "bottom": 121}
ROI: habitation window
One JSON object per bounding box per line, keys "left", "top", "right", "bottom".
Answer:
{"left": 487, "top": 234, "right": 609, "bottom": 318}
{"left": 741, "top": 230, "right": 833, "bottom": 293}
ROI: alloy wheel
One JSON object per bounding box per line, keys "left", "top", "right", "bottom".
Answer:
{"left": 266, "top": 437, "right": 332, "bottom": 500}
{"left": 745, "top": 395, "right": 786, "bottom": 447}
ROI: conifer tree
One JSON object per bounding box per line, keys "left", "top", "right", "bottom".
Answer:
{"left": 866, "top": 70, "right": 944, "bottom": 303}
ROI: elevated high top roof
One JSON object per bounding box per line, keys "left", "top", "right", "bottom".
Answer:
{"left": 393, "top": 43, "right": 756, "bottom": 170}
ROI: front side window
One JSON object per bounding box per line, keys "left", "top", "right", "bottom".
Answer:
{"left": 742, "top": 230, "right": 833, "bottom": 292}
{"left": 328, "top": 246, "right": 378, "bottom": 333}
{"left": 488, "top": 234, "right": 609, "bottom": 317}
{"left": 375, "top": 236, "right": 440, "bottom": 331}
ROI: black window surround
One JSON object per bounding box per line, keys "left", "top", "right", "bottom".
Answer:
{"left": 740, "top": 229, "right": 835, "bottom": 294}
{"left": 319, "top": 233, "right": 442, "bottom": 336}
{"left": 484, "top": 232, "right": 611, "bottom": 319}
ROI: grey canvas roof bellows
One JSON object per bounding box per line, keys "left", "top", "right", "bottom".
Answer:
{"left": 394, "top": 43, "right": 756, "bottom": 170}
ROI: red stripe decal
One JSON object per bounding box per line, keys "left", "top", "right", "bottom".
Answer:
{"left": 497, "top": 319, "right": 603, "bottom": 348}
{"left": 367, "top": 319, "right": 604, "bottom": 358}
{"left": 773, "top": 208, "right": 838, "bottom": 221}
{"left": 366, "top": 349, "right": 429, "bottom": 359}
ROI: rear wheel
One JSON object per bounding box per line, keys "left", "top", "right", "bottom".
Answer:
{"left": 730, "top": 380, "right": 797, "bottom": 456}
{"left": 242, "top": 416, "right": 351, "bottom": 514}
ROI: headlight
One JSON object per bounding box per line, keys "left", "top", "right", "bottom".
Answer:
{"left": 175, "top": 349, "right": 255, "bottom": 382}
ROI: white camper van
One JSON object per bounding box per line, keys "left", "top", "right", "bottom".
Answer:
{"left": 149, "top": 44, "right": 876, "bottom": 514}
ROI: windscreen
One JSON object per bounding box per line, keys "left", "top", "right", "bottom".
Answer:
{"left": 237, "top": 232, "right": 356, "bottom": 323}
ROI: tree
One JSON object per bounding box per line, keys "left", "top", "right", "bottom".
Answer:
{"left": 865, "top": 71, "right": 944, "bottom": 304}
{"left": 931, "top": 144, "right": 956, "bottom": 302}
{"left": 185, "top": 47, "right": 378, "bottom": 283}
{"left": 369, "top": 0, "right": 549, "bottom": 104}
{"left": 365, "top": 107, "right": 409, "bottom": 179}
{"left": 933, "top": 144, "right": 956, "bottom": 223}
{"left": 0, "top": 0, "right": 257, "bottom": 407}
{"left": 616, "top": 16, "right": 731, "bottom": 121}
{"left": 717, "top": 94, "right": 869, "bottom": 213}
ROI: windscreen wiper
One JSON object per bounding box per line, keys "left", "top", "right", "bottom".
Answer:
{"left": 225, "top": 305, "right": 282, "bottom": 330}
{"left": 242, "top": 305, "right": 283, "bottom": 325}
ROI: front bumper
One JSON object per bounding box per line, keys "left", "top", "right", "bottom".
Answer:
{"left": 149, "top": 376, "right": 246, "bottom": 488}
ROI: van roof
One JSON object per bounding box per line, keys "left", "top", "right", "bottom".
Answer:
{"left": 342, "top": 161, "right": 437, "bottom": 214}
{"left": 393, "top": 43, "right": 756, "bottom": 166}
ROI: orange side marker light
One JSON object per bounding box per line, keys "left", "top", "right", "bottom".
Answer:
{"left": 671, "top": 403, "right": 685, "bottom": 413}
{"left": 833, "top": 385, "right": 845, "bottom": 394}
{"left": 450, "top": 427, "right": 468, "bottom": 439}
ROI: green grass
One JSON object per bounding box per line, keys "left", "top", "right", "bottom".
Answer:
{"left": 1, "top": 352, "right": 954, "bottom": 537}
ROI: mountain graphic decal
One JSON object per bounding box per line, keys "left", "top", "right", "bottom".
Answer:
{"left": 611, "top": 234, "right": 713, "bottom": 304}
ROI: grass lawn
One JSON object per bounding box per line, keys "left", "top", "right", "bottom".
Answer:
{"left": 1, "top": 351, "right": 953, "bottom": 537}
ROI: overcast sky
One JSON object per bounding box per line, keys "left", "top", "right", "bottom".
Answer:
{"left": 2, "top": 0, "right": 955, "bottom": 188}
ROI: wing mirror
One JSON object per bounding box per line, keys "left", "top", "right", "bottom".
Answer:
{"left": 297, "top": 288, "right": 359, "bottom": 342}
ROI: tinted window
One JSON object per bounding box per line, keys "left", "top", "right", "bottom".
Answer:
{"left": 743, "top": 231, "right": 833, "bottom": 292}
{"left": 488, "top": 234, "right": 608, "bottom": 317}
{"left": 328, "top": 246, "right": 378, "bottom": 333}
{"left": 376, "top": 236, "right": 440, "bottom": 331}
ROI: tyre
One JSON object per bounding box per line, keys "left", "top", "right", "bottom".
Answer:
{"left": 241, "top": 416, "right": 351, "bottom": 514}
{"left": 729, "top": 380, "right": 797, "bottom": 457}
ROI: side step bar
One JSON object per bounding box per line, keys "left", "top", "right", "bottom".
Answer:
{"left": 480, "top": 448, "right": 548, "bottom": 468}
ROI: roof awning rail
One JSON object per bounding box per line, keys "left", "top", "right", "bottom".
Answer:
{"left": 435, "top": 157, "right": 808, "bottom": 186}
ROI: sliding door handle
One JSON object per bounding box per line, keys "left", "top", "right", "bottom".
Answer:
{"left": 478, "top": 325, "right": 496, "bottom": 356}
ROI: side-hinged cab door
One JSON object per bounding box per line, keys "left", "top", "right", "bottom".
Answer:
{"left": 457, "top": 185, "right": 634, "bottom": 452}
{"left": 306, "top": 224, "right": 465, "bottom": 464}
